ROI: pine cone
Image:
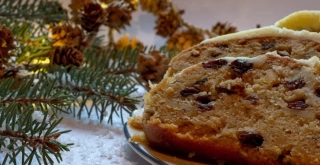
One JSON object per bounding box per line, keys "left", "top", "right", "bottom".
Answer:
{"left": 80, "top": 2, "right": 107, "bottom": 32}
{"left": 212, "top": 22, "right": 237, "bottom": 35}
{"left": 106, "top": 5, "right": 132, "bottom": 30}
{"left": 50, "top": 46, "right": 84, "bottom": 67}
{"left": 0, "top": 66, "right": 20, "bottom": 79}
{"left": 137, "top": 50, "right": 169, "bottom": 90}
{"left": 155, "top": 11, "right": 180, "bottom": 37}
{"left": 69, "top": 0, "right": 91, "bottom": 25}
{"left": 0, "top": 26, "right": 15, "bottom": 59}
{"left": 69, "top": 0, "right": 91, "bottom": 11}
{"left": 166, "top": 30, "right": 204, "bottom": 52}
{"left": 139, "top": 0, "right": 167, "bottom": 15}
{"left": 0, "top": 59, "right": 3, "bottom": 77}
{"left": 50, "top": 23, "right": 84, "bottom": 49}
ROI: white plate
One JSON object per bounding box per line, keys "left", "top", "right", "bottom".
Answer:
{"left": 123, "top": 110, "right": 211, "bottom": 165}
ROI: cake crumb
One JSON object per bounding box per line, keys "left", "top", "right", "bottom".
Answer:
{"left": 191, "top": 49, "right": 200, "bottom": 56}
{"left": 127, "top": 116, "right": 143, "bottom": 130}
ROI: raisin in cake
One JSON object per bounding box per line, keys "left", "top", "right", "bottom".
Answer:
{"left": 143, "top": 52, "right": 320, "bottom": 165}
{"left": 165, "top": 26, "right": 320, "bottom": 77}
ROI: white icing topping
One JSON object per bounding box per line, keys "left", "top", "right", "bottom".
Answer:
{"left": 215, "top": 51, "right": 279, "bottom": 63}
{"left": 213, "top": 51, "right": 320, "bottom": 67}
{"left": 201, "top": 26, "right": 320, "bottom": 44}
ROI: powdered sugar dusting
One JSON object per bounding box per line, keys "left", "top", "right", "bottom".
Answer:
{"left": 32, "top": 110, "right": 48, "bottom": 123}
{"left": 51, "top": 113, "right": 145, "bottom": 165}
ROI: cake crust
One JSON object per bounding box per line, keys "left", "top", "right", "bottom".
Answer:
{"left": 143, "top": 119, "right": 283, "bottom": 165}
{"left": 166, "top": 26, "right": 320, "bottom": 77}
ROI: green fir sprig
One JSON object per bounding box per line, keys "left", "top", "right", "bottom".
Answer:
{"left": 0, "top": 76, "right": 73, "bottom": 114}
{"left": 0, "top": 0, "right": 68, "bottom": 25}
{"left": 0, "top": 103, "right": 73, "bottom": 165}
{"left": 0, "top": 0, "right": 175, "bottom": 164}
{"left": 45, "top": 65, "right": 140, "bottom": 124}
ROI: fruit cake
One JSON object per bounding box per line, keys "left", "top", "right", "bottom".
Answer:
{"left": 165, "top": 26, "right": 320, "bottom": 77}
{"left": 143, "top": 52, "right": 320, "bottom": 165}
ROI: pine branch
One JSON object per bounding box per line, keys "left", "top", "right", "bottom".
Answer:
{"left": 105, "top": 66, "right": 135, "bottom": 75}
{"left": 0, "top": 77, "right": 74, "bottom": 114}
{"left": 0, "top": 0, "right": 68, "bottom": 66}
{"left": 45, "top": 66, "right": 140, "bottom": 124}
{"left": 0, "top": 0, "right": 68, "bottom": 24}
{"left": 0, "top": 103, "right": 73, "bottom": 165}
{"left": 0, "top": 20, "right": 53, "bottom": 64}
{"left": 83, "top": 47, "right": 139, "bottom": 74}
{"left": 0, "top": 0, "right": 239, "bottom": 164}
{"left": 82, "top": 38, "right": 145, "bottom": 86}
